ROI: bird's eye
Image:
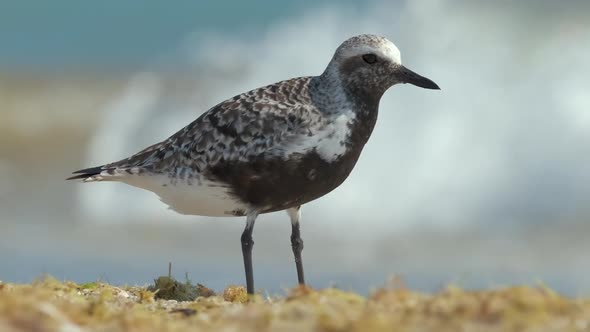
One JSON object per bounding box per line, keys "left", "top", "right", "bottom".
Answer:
{"left": 362, "top": 54, "right": 378, "bottom": 64}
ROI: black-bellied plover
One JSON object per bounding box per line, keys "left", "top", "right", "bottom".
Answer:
{"left": 68, "top": 34, "right": 439, "bottom": 294}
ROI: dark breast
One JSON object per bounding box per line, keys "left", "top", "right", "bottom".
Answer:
{"left": 206, "top": 105, "right": 378, "bottom": 214}
{"left": 207, "top": 147, "right": 364, "bottom": 213}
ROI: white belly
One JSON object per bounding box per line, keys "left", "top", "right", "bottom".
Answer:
{"left": 120, "top": 173, "right": 249, "bottom": 216}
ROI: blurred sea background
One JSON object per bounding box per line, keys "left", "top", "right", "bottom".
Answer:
{"left": 1, "top": 0, "right": 589, "bottom": 295}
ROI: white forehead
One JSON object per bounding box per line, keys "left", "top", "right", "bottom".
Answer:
{"left": 335, "top": 34, "right": 402, "bottom": 65}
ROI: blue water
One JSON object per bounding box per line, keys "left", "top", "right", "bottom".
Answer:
{"left": 0, "top": 0, "right": 372, "bottom": 71}
{"left": 3, "top": 222, "right": 590, "bottom": 297}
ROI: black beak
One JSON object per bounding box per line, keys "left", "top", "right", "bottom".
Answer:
{"left": 398, "top": 65, "right": 440, "bottom": 90}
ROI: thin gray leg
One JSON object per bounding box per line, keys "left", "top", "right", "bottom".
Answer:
{"left": 286, "top": 206, "right": 305, "bottom": 285}
{"left": 241, "top": 210, "right": 258, "bottom": 294}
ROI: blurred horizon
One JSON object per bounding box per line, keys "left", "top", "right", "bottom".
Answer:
{"left": 1, "top": 0, "right": 590, "bottom": 295}
{"left": 0, "top": 0, "right": 369, "bottom": 74}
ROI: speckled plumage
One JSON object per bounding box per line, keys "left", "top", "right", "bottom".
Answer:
{"left": 69, "top": 34, "right": 438, "bottom": 217}
{"left": 94, "top": 76, "right": 337, "bottom": 175}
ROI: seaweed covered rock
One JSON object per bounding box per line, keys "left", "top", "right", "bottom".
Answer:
{"left": 147, "top": 276, "right": 215, "bottom": 301}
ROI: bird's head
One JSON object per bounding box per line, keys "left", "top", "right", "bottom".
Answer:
{"left": 325, "top": 34, "right": 440, "bottom": 100}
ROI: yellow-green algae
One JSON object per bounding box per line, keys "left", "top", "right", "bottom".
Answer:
{"left": 148, "top": 276, "right": 216, "bottom": 301}
{"left": 1, "top": 277, "right": 589, "bottom": 331}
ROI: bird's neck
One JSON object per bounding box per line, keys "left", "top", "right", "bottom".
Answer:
{"left": 314, "top": 66, "right": 382, "bottom": 116}
{"left": 310, "top": 70, "right": 351, "bottom": 115}
{"left": 313, "top": 68, "right": 381, "bottom": 147}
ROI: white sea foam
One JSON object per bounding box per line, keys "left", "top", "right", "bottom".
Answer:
{"left": 78, "top": 1, "right": 590, "bottom": 233}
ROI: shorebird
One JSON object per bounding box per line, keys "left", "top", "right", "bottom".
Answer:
{"left": 68, "top": 34, "right": 439, "bottom": 294}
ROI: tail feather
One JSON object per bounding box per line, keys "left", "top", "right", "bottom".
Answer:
{"left": 66, "top": 165, "right": 106, "bottom": 181}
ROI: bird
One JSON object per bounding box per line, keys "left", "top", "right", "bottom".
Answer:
{"left": 68, "top": 34, "right": 440, "bottom": 295}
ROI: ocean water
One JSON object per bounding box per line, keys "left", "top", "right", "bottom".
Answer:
{"left": 0, "top": 0, "right": 369, "bottom": 72}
